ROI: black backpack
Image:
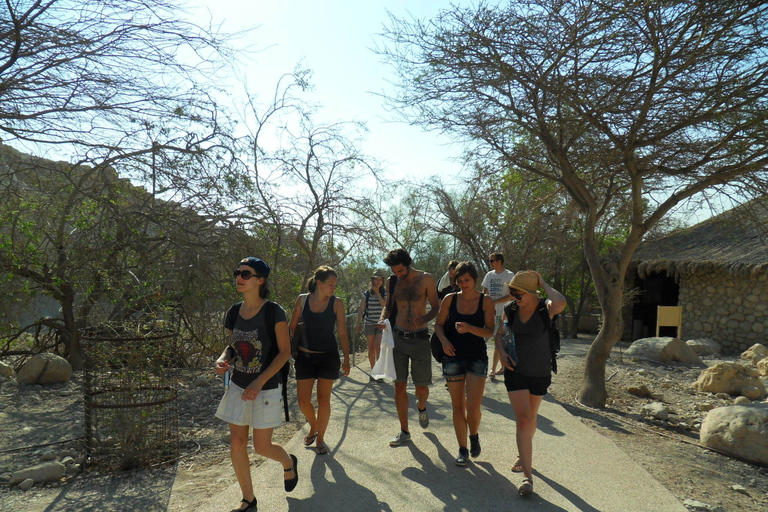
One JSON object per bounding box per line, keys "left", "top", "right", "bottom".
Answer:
{"left": 503, "top": 298, "right": 561, "bottom": 374}
{"left": 226, "top": 301, "right": 291, "bottom": 421}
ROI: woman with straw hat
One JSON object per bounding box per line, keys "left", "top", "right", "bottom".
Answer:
{"left": 498, "top": 270, "right": 565, "bottom": 497}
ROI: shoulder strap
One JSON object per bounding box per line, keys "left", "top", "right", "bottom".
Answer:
{"left": 537, "top": 297, "right": 551, "bottom": 330}
{"left": 225, "top": 302, "right": 242, "bottom": 329}
{"left": 504, "top": 301, "right": 517, "bottom": 324}
{"left": 476, "top": 293, "right": 485, "bottom": 314}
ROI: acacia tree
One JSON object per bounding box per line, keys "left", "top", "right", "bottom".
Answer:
{"left": 0, "top": 0, "right": 245, "bottom": 368}
{"left": 380, "top": 0, "right": 768, "bottom": 406}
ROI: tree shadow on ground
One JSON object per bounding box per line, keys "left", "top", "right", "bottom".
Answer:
{"left": 43, "top": 465, "right": 175, "bottom": 512}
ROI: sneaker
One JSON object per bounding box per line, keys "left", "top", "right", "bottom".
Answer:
{"left": 455, "top": 447, "right": 469, "bottom": 466}
{"left": 389, "top": 430, "right": 411, "bottom": 446}
{"left": 418, "top": 406, "right": 429, "bottom": 428}
{"left": 469, "top": 434, "right": 481, "bottom": 458}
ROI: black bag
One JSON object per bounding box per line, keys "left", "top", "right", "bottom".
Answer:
{"left": 503, "top": 298, "right": 560, "bottom": 374}
{"left": 430, "top": 332, "right": 444, "bottom": 363}
{"left": 291, "top": 294, "right": 308, "bottom": 358}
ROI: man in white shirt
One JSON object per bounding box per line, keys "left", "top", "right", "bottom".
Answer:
{"left": 481, "top": 253, "right": 514, "bottom": 378}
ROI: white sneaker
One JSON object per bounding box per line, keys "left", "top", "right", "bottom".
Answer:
{"left": 389, "top": 430, "right": 411, "bottom": 446}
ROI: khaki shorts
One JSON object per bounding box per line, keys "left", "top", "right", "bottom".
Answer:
{"left": 392, "top": 329, "right": 432, "bottom": 386}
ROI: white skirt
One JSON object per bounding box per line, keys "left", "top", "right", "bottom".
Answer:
{"left": 215, "top": 382, "right": 283, "bottom": 429}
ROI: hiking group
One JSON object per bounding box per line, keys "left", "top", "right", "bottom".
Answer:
{"left": 215, "top": 249, "right": 565, "bottom": 512}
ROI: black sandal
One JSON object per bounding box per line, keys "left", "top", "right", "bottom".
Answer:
{"left": 284, "top": 454, "right": 298, "bottom": 492}
{"left": 231, "top": 497, "right": 257, "bottom": 512}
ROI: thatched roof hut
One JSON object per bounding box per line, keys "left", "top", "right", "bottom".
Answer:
{"left": 633, "top": 198, "right": 768, "bottom": 279}
{"left": 627, "top": 198, "right": 768, "bottom": 353}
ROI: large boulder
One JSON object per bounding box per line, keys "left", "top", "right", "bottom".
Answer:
{"left": 700, "top": 403, "right": 768, "bottom": 466}
{"left": 0, "top": 360, "right": 15, "bottom": 378}
{"left": 10, "top": 462, "right": 66, "bottom": 485}
{"left": 626, "top": 337, "right": 704, "bottom": 365}
{"left": 693, "top": 362, "right": 766, "bottom": 399}
{"left": 685, "top": 338, "right": 721, "bottom": 356}
{"left": 741, "top": 343, "right": 768, "bottom": 366}
{"left": 16, "top": 353, "right": 72, "bottom": 385}
{"left": 757, "top": 357, "right": 768, "bottom": 377}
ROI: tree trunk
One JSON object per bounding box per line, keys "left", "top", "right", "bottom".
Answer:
{"left": 578, "top": 268, "right": 625, "bottom": 408}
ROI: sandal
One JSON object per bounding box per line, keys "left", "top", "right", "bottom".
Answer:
{"left": 315, "top": 442, "right": 328, "bottom": 455}
{"left": 519, "top": 478, "right": 534, "bottom": 496}
{"left": 303, "top": 432, "right": 318, "bottom": 446}
{"left": 511, "top": 456, "right": 523, "bottom": 473}
{"left": 283, "top": 454, "right": 298, "bottom": 492}
{"left": 231, "top": 497, "right": 257, "bottom": 512}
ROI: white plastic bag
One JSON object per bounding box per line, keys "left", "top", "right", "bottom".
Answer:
{"left": 370, "top": 319, "right": 396, "bottom": 382}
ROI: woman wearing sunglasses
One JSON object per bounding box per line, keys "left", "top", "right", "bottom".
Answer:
{"left": 214, "top": 257, "right": 297, "bottom": 512}
{"left": 289, "top": 266, "right": 350, "bottom": 455}
{"left": 434, "top": 261, "right": 495, "bottom": 466}
{"left": 498, "top": 270, "right": 565, "bottom": 497}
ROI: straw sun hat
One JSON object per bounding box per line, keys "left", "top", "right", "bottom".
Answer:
{"left": 507, "top": 271, "right": 540, "bottom": 295}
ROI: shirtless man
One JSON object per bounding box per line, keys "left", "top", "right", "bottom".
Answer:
{"left": 378, "top": 248, "right": 440, "bottom": 446}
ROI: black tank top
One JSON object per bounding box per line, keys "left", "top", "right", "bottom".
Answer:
{"left": 301, "top": 295, "right": 338, "bottom": 353}
{"left": 445, "top": 293, "right": 488, "bottom": 360}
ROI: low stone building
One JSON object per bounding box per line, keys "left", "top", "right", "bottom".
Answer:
{"left": 625, "top": 199, "right": 768, "bottom": 354}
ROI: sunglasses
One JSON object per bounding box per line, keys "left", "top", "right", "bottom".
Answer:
{"left": 510, "top": 291, "right": 525, "bottom": 300}
{"left": 233, "top": 269, "right": 261, "bottom": 280}
{"left": 487, "top": 259, "right": 497, "bottom": 264}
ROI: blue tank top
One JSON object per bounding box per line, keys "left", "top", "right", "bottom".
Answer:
{"left": 445, "top": 293, "right": 488, "bottom": 360}
{"left": 301, "top": 295, "right": 338, "bottom": 353}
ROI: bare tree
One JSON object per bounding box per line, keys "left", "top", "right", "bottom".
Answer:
{"left": 380, "top": 0, "right": 768, "bottom": 406}
{"left": 238, "top": 72, "right": 382, "bottom": 284}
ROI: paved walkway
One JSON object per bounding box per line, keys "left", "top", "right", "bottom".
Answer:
{"left": 199, "top": 345, "right": 686, "bottom": 512}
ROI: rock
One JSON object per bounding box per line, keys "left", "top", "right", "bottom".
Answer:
{"left": 700, "top": 403, "right": 768, "bottom": 466}
{"left": 16, "top": 353, "right": 72, "bottom": 385}
{"left": 685, "top": 338, "right": 721, "bottom": 356}
{"left": 65, "top": 464, "right": 80, "bottom": 476}
{"left": 682, "top": 498, "right": 711, "bottom": 511}
{"left": 626, "top": 337, "right": 704, "bottom": 365}
{"left": 60, "top": 456, "right": 75, "bottom": 466}
{"left": 693, "top": 362, "right": 766, "bottom": 399}
{"left": 10, "top": 462, "right": 66, "bottom": 484}
{"left": 41, "top": 450, "right": 57, "bottom": 461}
{"left": 650, "top": 392, "right": 666, "bottom": 401}
{"left": 730, "top": 484, "right": 749, "bottom": 496}
{"left": 757, "top": 357, "right": 768, "bottom": 376}
{"left": 0, "top": 360, "right": 15, "bottom": 378}
{"left": 698, "top": 403, "right": 715, "bottom": 412}
{"left": 715, "top": 392, "right": 731, "bottom": 401}
{"left": 734, "top": 396, "right": 751, "bottom": 405}
{"left": 741, "top": 343, "right": 768, "bottom": 365}
{"left": 627, "top": 384, "right": 650, "bottom": 397}
{"left": 642, "top": 402, "right": 669, "bottom": 420}
{"left": 17, "top": 478, "right": 35, "bottom": 490}
{"left": 193, "top": 375, "right": 210, "bottom": 387}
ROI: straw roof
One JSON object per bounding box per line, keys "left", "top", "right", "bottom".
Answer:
{"left": 632, "top": 198, "right": 768, "bottom": 278}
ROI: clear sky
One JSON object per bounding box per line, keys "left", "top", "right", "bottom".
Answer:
{"left": 186, "top": 0, "right": 478, "bottom": 184}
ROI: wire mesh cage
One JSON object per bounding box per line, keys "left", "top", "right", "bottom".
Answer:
{"left": 81, "top": 324, "right": 180, "bottom": 471}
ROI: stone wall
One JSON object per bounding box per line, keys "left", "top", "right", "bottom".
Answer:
{"left": 680, "top": 269, "right": 768, "bottom": 354}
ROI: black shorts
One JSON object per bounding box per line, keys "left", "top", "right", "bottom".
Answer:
{"left": 504, "top": 370, "right": 551, "bottom": 396}
{"left": 294, "top": 351, "right": 341, "bottom": 381}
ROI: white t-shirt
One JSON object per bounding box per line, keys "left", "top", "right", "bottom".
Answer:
{"left": 482, "top": 269, "right": 515, "bottom": 316}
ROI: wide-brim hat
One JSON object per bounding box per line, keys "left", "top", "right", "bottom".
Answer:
{"left": 507, "top": 271, "right": 540, "bottom": 295}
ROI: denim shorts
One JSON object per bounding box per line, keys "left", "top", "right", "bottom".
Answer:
{"left": 442, "top": 355, "right": 488, "bottom": 379}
